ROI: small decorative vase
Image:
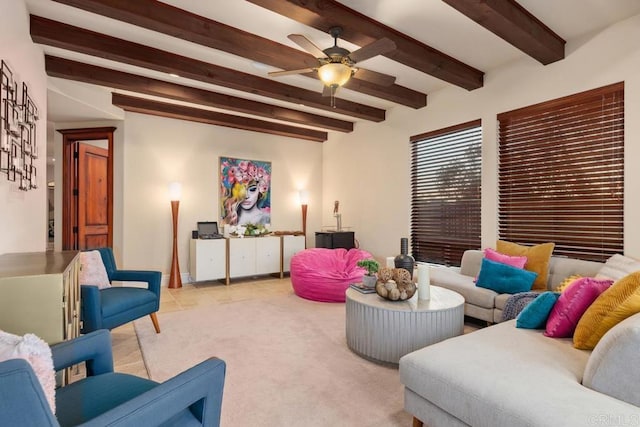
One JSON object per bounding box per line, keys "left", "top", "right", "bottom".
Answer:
{"left": 362, "top": 274, "right": 377, "bottom": 289}
{"left": 394, "top": 237, "right": 415, "bottom": 279}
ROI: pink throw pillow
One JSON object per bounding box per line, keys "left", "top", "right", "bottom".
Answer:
{"left": 0, "top": 330, "right": 56, "bottom": 414}
{"left": 544, "top": 277, "right": 613, "bottom": 338}
{"left": 484, "top": 248, "right": 527, "bottom": 269}
{"left": 79, "top": 250, "right": 111, "bottom": 290}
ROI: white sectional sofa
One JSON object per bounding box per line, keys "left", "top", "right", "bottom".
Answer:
{"left": 430, "top": 249, "right": 604, "bottom": 323}
{"left": 399, "top": 249, "right": 640, "bottom": 426}
{"left": 399, "top": 312, "right": 640, "bottom": 427}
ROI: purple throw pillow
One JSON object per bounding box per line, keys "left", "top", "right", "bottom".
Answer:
{"left": 544, "top": 277, "right": 613, "bottom": 338}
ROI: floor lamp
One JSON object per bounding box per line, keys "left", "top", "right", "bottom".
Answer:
{"left": 168, "top": 182, "right": 182, "bottom": 289}
{"left": 299, "top": 190, "right": 309, "bottom": 247}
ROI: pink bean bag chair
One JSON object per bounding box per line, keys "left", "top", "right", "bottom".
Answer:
{"left": 290, "top": 248, "right": 373, "bottom": 302}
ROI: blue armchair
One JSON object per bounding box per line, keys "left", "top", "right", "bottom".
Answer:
{"left": 0, "top": 330, "right": 226, "bottom": 426}
{"left": 81, "top": 248, "right": 162, "bottom": 334}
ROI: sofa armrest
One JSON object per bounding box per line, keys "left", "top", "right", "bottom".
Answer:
{"left": 80, "top": 285, "right": 103, "bottom": 333}
{"left": 80, "top": 357, "right": 226, "bottom": 426}
{"left": 583, "top": 313, "right": 640, "bottom": 407}
{"left": 51, "top": 330, "right": 114, "bottom": 376}
{"left": 111, "top": 270, "right": 161, "bottom": 297}
{"left": 0, "top": 359, "right": 58, "bottom": 426}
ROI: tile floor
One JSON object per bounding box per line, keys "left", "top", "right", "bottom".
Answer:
{"left": 111, "top": 277, "right": 481, "bottom": 378}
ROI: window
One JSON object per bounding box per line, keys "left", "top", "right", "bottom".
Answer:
{"left": 498, "top": 82, "right": 624, "bottom": 262}
{"left": 410, "top": 120, "right": 482, "bottom": 266}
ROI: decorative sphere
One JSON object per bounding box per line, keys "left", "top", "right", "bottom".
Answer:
{"left": 375, "top": 279, "right": 417, "bottom": 301}
{"left": 376, "top": 283, "right": 388, "bottom": 298}
{"left": 384, "top": 280, "right": 397, "bottom": 291}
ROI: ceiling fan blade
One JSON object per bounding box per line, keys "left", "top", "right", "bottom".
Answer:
{"left": 268, "top": 68, "right": 316, "bottom": 77}
{"left": 348, "top": 37, "right": 396, "bottom": 63}
{"left": 353, "top": 68, "right": 396, "bottom": 86}
{"left": 288, "top": 34, "right": 327, "bottom": 59}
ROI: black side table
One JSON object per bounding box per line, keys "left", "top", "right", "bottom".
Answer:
{"left": 315, "top": 231, "right": 355, "bottom": 249}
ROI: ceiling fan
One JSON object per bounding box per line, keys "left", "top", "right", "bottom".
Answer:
{"left": 268, "top": 27, "right": 397, "bottom": 100}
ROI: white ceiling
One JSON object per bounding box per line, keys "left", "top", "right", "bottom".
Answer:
{"left": 25, "top": 0, "right": 640, "bottom": 126}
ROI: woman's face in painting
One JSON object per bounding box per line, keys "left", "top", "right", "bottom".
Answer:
{"left": 241, "top": 184, "right": 260, "bottom": 210}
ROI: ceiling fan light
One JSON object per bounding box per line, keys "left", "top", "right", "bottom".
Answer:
{"left": 318, "top": 63, "right": 352, "bottom": 87}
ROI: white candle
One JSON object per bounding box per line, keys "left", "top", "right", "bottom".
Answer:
{"left": 418, "top": 264, "right": 430, "bottom": 300}
{"left": 385, "top": 256, "right": 395, "bottom": 268}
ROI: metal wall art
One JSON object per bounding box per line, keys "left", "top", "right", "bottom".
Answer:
{"left": 1, "top": 60, "right": 39, "bottom": 191}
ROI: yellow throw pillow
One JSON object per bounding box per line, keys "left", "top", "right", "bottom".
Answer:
{"left": 555, "top": 275, "right": 582, "bottom": 293}
{"left": 573, "top": 271, "right": 640, "bottom": 350}
{"left": 496, "top": 241, "right": 555, "bottom": 291}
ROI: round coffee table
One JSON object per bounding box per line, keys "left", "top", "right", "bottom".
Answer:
{"left": 345, "top": 286, "right": 464, "bottom": 364}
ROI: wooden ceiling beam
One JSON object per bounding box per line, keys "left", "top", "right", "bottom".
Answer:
{"left": 246, "top": 0, "right": 484, "bottom": 91}
{"left": 29, "top": 16, "right": 369, "bottom": 127}
{"left": 44, "top": 56, "right": 360, "bottom": 132}
{"left": 442, "top": 0, "right": 565, "bottom": 65}
{"left": 50, "top": 0, "right": 427, "bottom": 108}
{"left": 112, "top": 93, "right": 327, "bottom": 142}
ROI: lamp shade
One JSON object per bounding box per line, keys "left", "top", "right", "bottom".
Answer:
{"left": 318, "top": 63, "right": 352, "bottom": 87}
{"left": 168, "top": 182, "right": 182, "bottom": 201}
{"left": 298, "top": 190, "right": 309, "bottom": 205}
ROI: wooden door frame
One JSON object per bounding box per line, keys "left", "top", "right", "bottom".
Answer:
{"left": 58, "top": 127, "right": 115, "bottom": 250}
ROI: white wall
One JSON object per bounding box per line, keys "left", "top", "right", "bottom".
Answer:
{"left": 0, "top": 0, "right": 47, "bottom": 254}
{"left": 323, "top": 13, "right": 640, "bottom": 261}
{"left": 121, "top": 113, "right": 323, "bottom": 275}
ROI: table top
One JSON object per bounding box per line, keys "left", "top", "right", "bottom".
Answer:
{"left": 346, "top": 285, "right": 464, "bottom": 313}
{"left": 0, "top": 251, "right": 79, "bottom": 278}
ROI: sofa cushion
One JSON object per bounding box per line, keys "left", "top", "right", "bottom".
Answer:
{"left": 476, "top": 259, "right": 537, "bottom": 294}
{"left": 496, "top": 241, "right": 554, "bottom": 290}
{"left": 547, "top": 257, "right": 603, "bottom": 290}
{"left": 582, "top": 313, "right": 640, "bottom": 407}
{"left": 573, "top": 271, "right": 640, "bottom": 350}
{"left": 596, "top": 254, "right": 640, "bottom": 281}
{"left": 459, "top": 250, "right": 484, "bottom": 278}
{"left": 544, "top": 277, "right": 612, "bottom": 338}
{"left": 493, "top": 293, "right": 510, "bottom": 311}
{"left": 516, "top": 292, "right": 559, "bottom": 329}
{"left": 430, "top": 266, "right": 495, "bottom": 309}
{"left": 56, "top": 373, "right": 158, "bottom": 426}
{"left": 399, "top": 320, "right": 640, "bottom": 427}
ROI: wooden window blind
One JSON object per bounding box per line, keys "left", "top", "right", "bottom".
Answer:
{"left": 410, "top": 120, "right": 482, "bottom": 266}
{"left": 498, "top": 82, "right": 624, "bottom": 262}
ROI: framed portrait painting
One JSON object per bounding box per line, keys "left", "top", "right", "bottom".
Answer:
{"left": 219, "top": 157, "right": 271, "bottom": 226}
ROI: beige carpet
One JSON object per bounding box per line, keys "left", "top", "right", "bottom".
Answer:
{"left": 134, "top": 292, "right": 412, "bottom": 427}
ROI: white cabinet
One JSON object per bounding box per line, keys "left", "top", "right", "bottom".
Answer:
{"left": 228, "top": 238, "right": 257, "bottom": 278}
{"left": 189, "top": 239, "right": 227, "bottom": 282}
{"left": 189, "top": 235, "right": 306, "bottom": 284}
{"left": 256, "top": 236, "right": 281, "bottom": 275}
{"left": 282, "top": 235, "right": 306, "bottom": 274}
{"left": 229, "top": 236, "right": 280, "bottom": 278}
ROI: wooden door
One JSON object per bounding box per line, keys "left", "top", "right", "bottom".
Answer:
{"left": 59, "top": 127, "right": 115, "bottom": 251}
{"left": 77, "top": 143, "right": 109, "bottom": 249}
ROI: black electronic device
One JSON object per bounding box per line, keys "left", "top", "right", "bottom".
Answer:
{"left": 197, "top": 221, "right": 224, "bottom": 239}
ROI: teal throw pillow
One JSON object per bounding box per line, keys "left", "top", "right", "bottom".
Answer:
{"left": 476, "top": 258, "right": 538, "bottom": 294}
{"left": 516, "top": 292, "right": 560, "bottom": 329}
